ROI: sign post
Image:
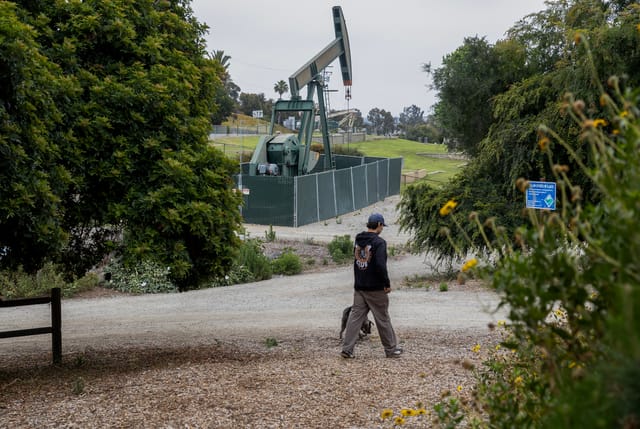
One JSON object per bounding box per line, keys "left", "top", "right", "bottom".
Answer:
{"left": 526, "top": 181, "right": 557, "bottom": 210}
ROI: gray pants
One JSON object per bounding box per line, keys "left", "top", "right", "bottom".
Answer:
{"left": 342, "top": 289, "right": 398, "bottom": 355}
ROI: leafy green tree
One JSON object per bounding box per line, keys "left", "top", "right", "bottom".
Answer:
{"left": 239, "top": 92, "right": 272, "bottom": 118}
{"left": 273, "top": 80, "right": 288, "bottom": 99}
{"left": 366, "top": 108, "right": 395, "bottom": 135}
{"left": 401, "top": 0, "right": 640, "bottom": 260}
{"left": 398, "top": 104, "right": 425, "bottom": 130}
{"left": 425, "top": 36, "right": 529, "bottom": 156}
{"left": 0, "top": 2, "right": 73, "bottom": 272}
{"left": 210, "top": 49, "right": 237, "bottom": 124}
{"left": 4, "top": 0, "right": 243, "bottom": 289}
{"left": 399, "top": 104, "right": 427, "bottom": 142}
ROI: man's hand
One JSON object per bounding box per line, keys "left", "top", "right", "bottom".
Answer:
{"left": 384, "top": 287, "right": 391, "bottom": 294}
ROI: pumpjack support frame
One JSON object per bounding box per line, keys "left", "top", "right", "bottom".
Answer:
{"left": 250, "top": 6, "right": 352, "bottom": 177}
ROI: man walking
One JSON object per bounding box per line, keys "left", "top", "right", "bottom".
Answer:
{"left": 341, "top": 213, "right": 402, "bottom": 358}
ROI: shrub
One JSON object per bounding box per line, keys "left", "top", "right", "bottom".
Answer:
{"left": 0, "top": 262, "right": 67, "bottom": 298}
{"left": 103, "top": 258, "right": 178, "bottom": 294}
{"left": 209, "top": 264, "right": 254, "bottom": 287}
{"left": 434, "top": 78, "right": 640, "bottom": 427}
{"left": 271, "top": 251, "right": 302, "bottom": 275}
{"left": 238, "top": 239, "right": 272, "bottom": 281}
{"left": 328, "top": 235, "right": 353, "bottom": 264}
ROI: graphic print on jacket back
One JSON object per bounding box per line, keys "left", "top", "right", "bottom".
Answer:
{"left": 355, "top": 244, "right": 372, "bottom": 270}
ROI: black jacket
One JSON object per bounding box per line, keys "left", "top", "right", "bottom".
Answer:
{"left": 353, "top": 231, "right": 390, "bottom": 291}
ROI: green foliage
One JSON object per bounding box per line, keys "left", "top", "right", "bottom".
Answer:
{"left": 208, "top": 264, "right": 254, "bottom": 288}
{"left": 427, "top": 36, "right": 530, "bottom": 156}
{"left": 463, "top": 73, "right": 640, "bottom": 427}
{"left": 0, "top": 2, "right": 72, "bottom": 272}
{"left": 403, "top": 1, "right": 640, "bottom": 258}
{"left": 328, "top": 144, "right": 364, "bottom": 157}
{"left": 271, "top": 251, "right": 302, "bottom": 276}
{"left": 439, "top": 282, "right": 448, "bottom": 292}
{"left": 265, "top": 225, "right": 277, "bottom": 242}
{"left": 1, "top": 1, "right": 243, "bottom": 290}
{"left": 265, "top": 337, "right": 278, "bottom": 348}
{"left": 0, "top": 263, "right": 67, "bottom": 299}
{"left": 328, "top": 235, "right": 353, "bottom": 264}
{"left": 103, "top": 259, "right": 178, "bottom": 294}
{"left": 237, "top": 239, "right": 272, "bottom": 281}
{"left": 72, "top": 377, "right": 85, "bottom": 396}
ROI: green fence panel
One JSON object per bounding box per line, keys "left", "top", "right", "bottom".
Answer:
{"left": 334, "top": 168, "right": 354, "bottom": 216}
{"left": 377, "top": 159, "right": 389, "bottom": 199}
{"left": 235, "top": 175, "right": 295, "bottom": 226}
{"left": 295, "top": 174, "right": 319, "bottom": 227}
{"left": 351, "top": 164, "right": 368, "bottom": 209}
{"left": 236, "top": 155, "right": 403, "bottom": 227}
{"left": 388, "top": 158, "right": 402, "bottom": 195}
{"left": 366, "top": 163, "right": 378, "bottom": 205}
{"left": 335, "top": 155, "right": 363, "bottom": 169}
{"left": 317, "top": 171, "right": 337, "bottom": 220}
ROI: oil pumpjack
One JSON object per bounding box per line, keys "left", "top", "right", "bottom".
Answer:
{"left": 248, "top": 6, "right": 352, "bottom": 177}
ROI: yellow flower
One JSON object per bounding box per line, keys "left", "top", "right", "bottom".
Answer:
{"left": 380, "top": 409, "right": 394, "bottom": 420}
{"left": 495, "top": 344, "right": 501, "bottom": 351}
{"left": 400, "top": 408, "right": 412, "bottom": 417}
{"left": 599, "top": 94, "right": 608, "bottom": 107}
{"left": 472, "top": 344, "right": 481, "bottom": 353}
{"left": 538, "top": 136, "right": 550, "bottom": 151}
{"left": 394, "top": 416, "right": 406, "bottom": 425}
{"left": 621, "top": 110, "right": 629, "bottom": 118}
{"left": 461, "top": 258, "right": 478, "bottom": 272}
{"left": 497, "top": 319, "right": 506, "bottom": 327}
{"left": 574, "top": 32, "right": 582, "bottom": 44}
{"left": 439, "top": 200, "right": 458, "bottom": 216}
{"left": 417, "top": 408, "right": 427, "bottom": 416}
{"left": 514, "top": 376, "right": 523, "bottom": 385}
{"left": 593, "top": 118, "right": 608, "bottom": 128}
{"left": 457, "top": 385, "right": 463, "bottom": 392}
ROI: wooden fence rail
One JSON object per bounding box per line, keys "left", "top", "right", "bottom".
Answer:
{"left": 0, "top": 288, "right": 62, "bottom": 364}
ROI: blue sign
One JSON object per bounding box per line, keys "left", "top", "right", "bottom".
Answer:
{"left": 526, "top": 181, "right": 556, "bottom": 210}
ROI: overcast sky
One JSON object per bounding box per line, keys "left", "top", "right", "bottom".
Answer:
{"left": 190, "top": 0, "right": 548, "bottom": 117}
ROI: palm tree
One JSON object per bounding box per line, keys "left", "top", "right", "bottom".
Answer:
{"left": 274, "top": 80, "right": 288, "bottom": 99}
{"left": 211, "top": 50, "right": 231, "bottom": 72}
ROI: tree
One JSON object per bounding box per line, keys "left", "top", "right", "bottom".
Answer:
{"left": 274, "top": 80, "right": 288, "bottom": 99}
{"left": 239, "top": 92, "right": 272, "bottom": 118}
{"left": 400, "top": 0, "right": 640, "bottom": 259}
{"left": 398, "top": 105, "right": 425, "bottom": 130}
{"left": 3, "top": 0, "right": 243, "bottom": 289}
{"left": 399, "top": 104, "right": 427, "bottom": 142}
{"left": 426, "top": 36, "right": 529, "bottom": 156}
{"left": 210, "top": 50, "right": 236, "bottom": 124}
{"left": 0, "top": 2, "right": 72, "bottom": 272}
{"left": 366, "top": 108, "right": 395, "bottom": 135}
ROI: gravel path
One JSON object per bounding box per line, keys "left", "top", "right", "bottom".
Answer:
{"left": 1, "top": 253, "right": 505, "bottom": 357}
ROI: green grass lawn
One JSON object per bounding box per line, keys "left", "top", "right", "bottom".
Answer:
{"left": 210, "top": 135, "right": 464, "bottom": 186}
{"left": 349, "top": 139, "right": 465, "bottom": 185}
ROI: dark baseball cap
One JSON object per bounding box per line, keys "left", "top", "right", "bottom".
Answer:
{"left": 368, "top": 213, "right": 387, "bottom": 226}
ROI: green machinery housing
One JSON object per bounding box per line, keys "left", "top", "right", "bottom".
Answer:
{"left": 237, "top": 6, "right": 402, "bottom": 226}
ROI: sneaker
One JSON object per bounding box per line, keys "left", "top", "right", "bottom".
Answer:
{"left": 386, "top": 348, "right": 403, "bottom": 358}
{"left": 341, "top": 350, "right": 355, "bottom": 359}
